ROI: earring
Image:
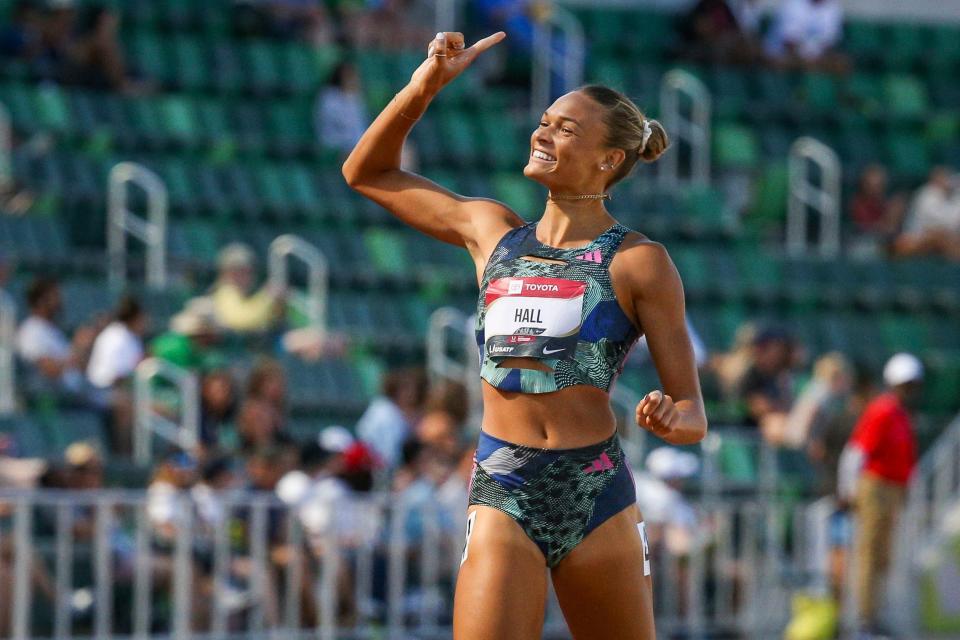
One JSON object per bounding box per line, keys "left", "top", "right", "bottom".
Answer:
{"left": 600, "top": 164, "right": 609, "bottom": 171}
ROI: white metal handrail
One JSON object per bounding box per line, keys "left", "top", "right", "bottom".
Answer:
{"left": 268, "top": 234, "right": 328, "bottom": 334}
{"left": 787, "top": 137, "right": 842, "bottom": 258}
{"left": 107, "top": 162, "right": 168, "bottom": 290}
{"left": 659, "top": 69, "right": 712, "bottom": 187}
{"left": 133, "top": 357, "right": 199, "bottom": 464}
{"left": 426, "top": 307, "right": 481, "bottom": 430}
{"left": 0, "top": 288, "right": 15, "bottom": 415}
{"left": 531, "top": 6, "right": 585, "bottom": 120}
{"left": 0, "top": 487, "right": 865, "bottom": 639}
{"left": 0, "top": 102, "right": 10, "bottom": 192}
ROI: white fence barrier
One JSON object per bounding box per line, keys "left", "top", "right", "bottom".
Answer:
{"left": 0, "top": 482, "right": 894, "bottom": 640}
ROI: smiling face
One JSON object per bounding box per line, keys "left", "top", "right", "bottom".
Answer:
{"left": 523, "top": 91, "right": 623, "bottom": 195}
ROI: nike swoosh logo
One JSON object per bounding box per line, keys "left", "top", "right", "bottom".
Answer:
{"left": 543, "top": 347, "right": 565, "bottom": 355}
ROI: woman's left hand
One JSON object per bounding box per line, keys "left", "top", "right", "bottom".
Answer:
{"left": 635, "top": 390, "right": 679, "bottom": 440}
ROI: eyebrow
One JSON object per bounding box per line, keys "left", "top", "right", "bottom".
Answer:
{"left": 542, "top": 112, "right": 581, "bottom": 126}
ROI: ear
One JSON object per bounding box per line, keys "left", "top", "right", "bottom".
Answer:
{"left": 606, "top": 148, "right": 627, "bottom": 171}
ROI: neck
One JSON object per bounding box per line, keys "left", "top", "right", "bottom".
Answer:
{"left": 538, "top": 198, "right": 617, "bottom": 247}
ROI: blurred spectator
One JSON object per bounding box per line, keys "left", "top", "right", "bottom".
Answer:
{"left": 424, "top": 380, "right": 470, "bottom": 427}
{"left": 151, "top": 299, "right": 221, "bottom": 371}
{"left": 0, "top": 1, "right": 43, "bottom": 59}
{"left": 237, "top": 359, "right": 288, "bottom": 453}
{"left": 199, "top": 370, "right": 239, "bottom": 449}
{"left": 764, "top": 0, "right": 848, "bottom": 72}
{"left": 679, "top": 0, "right": 762, "bottom": 64}
{"left": 65, "top": 4, "right": 141, "bottom": 92}
{"left": 737, "top": 327, "right": 798, "bottom": 444}
{"left": 315, "top": 61, "right": 368, "bottom": 154}
{"left": 16, "top": 275, "right": 96, "bottom": 398}
{"left": 893, "top": 166, "right": 960, "bottom": 261}
{"left": 838, "top": 353, "right": 922, "bottom": 637}
{"left": 782, "top": 352, "right": 852, "bottom": 450}
{"left": 848, "top": 164, "right": 908, "bottom": 248}
{"left": 708, "top": 322, "right": 757, "bottom": 401}
{"left": 356, "top": 367, "right": 428, "bottom": 469}
{"left": 415, "top": 409, "right": 461, "bottom": 459}
{"left": 351, "top": 0, "right": 434, "bottom": 50}
{"left": 211, "top": 243, "right": 285, "bottom": 334}
{"left": 233, "top": 0, "right": 334, "bottom": 44}
{"left": 86, "top": 295, "right": 147, "bottom": 389}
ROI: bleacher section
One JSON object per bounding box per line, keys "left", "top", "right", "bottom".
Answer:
{"left": 2, "top": 1, "right": 960, "bottom": 466}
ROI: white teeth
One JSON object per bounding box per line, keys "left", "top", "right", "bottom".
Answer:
{"left": 532, "top": 150, "right": 556, "bottom": 162}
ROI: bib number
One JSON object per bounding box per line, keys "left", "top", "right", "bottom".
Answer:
{"left": 483, "top": 277, "right": 586, "bottom": 360}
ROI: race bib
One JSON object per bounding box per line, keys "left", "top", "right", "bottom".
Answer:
{"left": 484, "top": 277, "right": 586, "bottom": 360}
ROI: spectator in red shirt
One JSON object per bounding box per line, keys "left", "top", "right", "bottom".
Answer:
{"left": 849, "top": 165, "right": 907, "bottom": 241}
{"left": 838, "top": 352, "right": 922, "bottom": 637}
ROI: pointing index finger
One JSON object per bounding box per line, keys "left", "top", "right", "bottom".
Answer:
{"left": 469, "top": 31, "right": 506, "bottom": 55}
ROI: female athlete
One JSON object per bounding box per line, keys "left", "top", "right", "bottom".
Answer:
{"left": 343, "top": 30, "right": 708, "bottom": 640}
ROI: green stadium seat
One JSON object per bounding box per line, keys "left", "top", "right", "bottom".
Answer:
{"left": 883, "top": 74, "right": 929, "bottom": 120}
{"left": 749, "top": 162, "right": 788, "bottom": 235}
{"left": 492, "top": 173, "right": 542, "bottom": 214}
{"left": 802, "top": 73, "right": 839, "bottom": 115}
{"left": 844, "top": 22, "right": 885, "bottom": 68}
{"left": 170, "top": 35, "right": 208, "bottom": 91}
{"left": 437, "top": 108, "right": 481, "bottom": 167}
{"left": 879, "top": 313, "right": 927, "bottom": 354}
{"left": 884, "top": 132, "right": 930, "bottom": 181}
{"left": 844, "top": 73, "right": 884, "bottom": 119}
{"left": 734, "top": 246, "right": 782, "bottom": 303}
{"left": 885, "top": 24, "right": 927, "bottom": 71}
{"left": 713, "top": 123, "right": 760, "bottom": 170}
{"left": 363, "top": 228, "right": 408, "bottom": 276}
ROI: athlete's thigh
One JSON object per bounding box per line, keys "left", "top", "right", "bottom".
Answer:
{"left": 453, "top": 506, "right": 548, "bottom": 640}
{"left": 551, "top": 505, "right": 655, "bottom": 640}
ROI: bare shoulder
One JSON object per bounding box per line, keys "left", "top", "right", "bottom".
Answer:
{"left": 610, "top": 231, "right": 682, "bottom": 298}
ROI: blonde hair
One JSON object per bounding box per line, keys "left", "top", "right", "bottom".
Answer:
{"left": 578, "top": 84, "right": 669, "bottom": 189}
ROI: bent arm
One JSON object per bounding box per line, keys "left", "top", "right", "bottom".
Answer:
{"left": 342, "top": 82, "right": 521, "bottom": 258}
{"left": 629, "top": 244, "right": 708, "bottom": 445}
{"left": 342, "top": 32, "right": 520, "bottom": 266}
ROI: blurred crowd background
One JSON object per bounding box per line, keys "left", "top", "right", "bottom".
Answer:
{"left": 0, "top": 0, "right": 959, "bottom": 637}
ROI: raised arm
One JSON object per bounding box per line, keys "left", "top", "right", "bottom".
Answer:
{"left": 341, "top": 31, "right": 522, "bottom": 270}
{"left": 618, "top": 241, "right": 708, "bottom": 446}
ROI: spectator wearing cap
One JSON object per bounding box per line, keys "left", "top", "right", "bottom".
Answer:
{"left": 150, "top": 298, "right": 221, "bottom": 371}
{"left": 737, "top": 326, "right": 799, "bottom": 445}
{"left": 211, "top": 243, "right": 285, "bottom": 334}
{"left": 838, "top": 353, "right": 922, "bottom": 636}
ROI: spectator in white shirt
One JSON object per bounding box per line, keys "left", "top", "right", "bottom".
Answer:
{"left": 314, "top": 62, "right": 368, "bottom": 154}
{"left": 86, "top": 295, "right": 148, "bottom": 389}
{"left": 893, "top": 167, "right": 960, "bottom": 261}
{"left": 765, "top": 0, "right": 848, "bottom": 72}
{"left": 16, "top": 276, "right": 94, "bottom": 395}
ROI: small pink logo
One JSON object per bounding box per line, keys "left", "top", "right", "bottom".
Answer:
{"left": 583, "top": 451, "right": 614, "bottom": 474}
{"left": 575, "top": 250, "right": 602, "bottom": 263}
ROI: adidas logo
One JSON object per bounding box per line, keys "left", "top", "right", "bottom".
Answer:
{"left": 583, "top": 451, "right": 614, "bottom": 474}
{"left": 575, "top": 250, "right": 602, "bottom": 263}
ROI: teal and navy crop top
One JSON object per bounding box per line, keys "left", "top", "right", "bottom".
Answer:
{"left": 475, "top": 221, "right": 641, "bottom": 394}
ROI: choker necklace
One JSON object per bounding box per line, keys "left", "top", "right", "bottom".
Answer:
{"left": 548, "top": 192, "right": 611, "bottom": 201}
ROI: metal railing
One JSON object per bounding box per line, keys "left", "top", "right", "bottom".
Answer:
{"left": 107, "top": 162, "right": 169, "bottom": 291}
{"left": 268, "top": 234, "right": 328, "bottom": 334}
{"left": 0, "top": 485, "right": 850, "bottom": 640}
{"left": 531, "top": 6, "right": 585, "bottom": 119}
{"left": 0, "top": 288, "right": 15, "bottom": 415}
{"left": 426, "top": 307, "right": 481, "bottom": 431}
{"left": 0, "top": 102, "right": 10, "bottom": 192}
{"left": 659, "top": 69, "right": 712, "bottom": 187}
{"left": 787, "top": 137, "right": 842, "bottom": 258}
{"left": 133, "top": 357, "right": 199, "bottom": 465}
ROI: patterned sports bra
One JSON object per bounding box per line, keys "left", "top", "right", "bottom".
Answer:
{"left": 474, "top": 221, "right": 641, "bottom": 394}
